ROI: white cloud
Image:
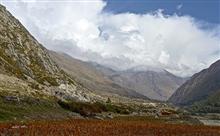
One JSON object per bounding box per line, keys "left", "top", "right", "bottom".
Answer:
{"left": 159, "top": 51, "right": 170, "bottom": 65}
{"left": 2, "top": 0, "right": 220, "bottom": 77}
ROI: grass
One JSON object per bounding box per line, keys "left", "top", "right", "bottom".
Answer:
{"left": 0, "top": 95, "right": 71, "bottom": 122}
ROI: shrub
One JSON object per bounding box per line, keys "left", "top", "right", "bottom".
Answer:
{"left": 106, "top": 98, "right": 111, "bottom": 104}
{"left": 58, "top": 100, "right": 131, "bottom": 116}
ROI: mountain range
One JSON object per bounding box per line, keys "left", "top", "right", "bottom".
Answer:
{"left": 49, "top": 51, "right": 148, "bottom": 100}
{"left": 49, "top": 51, "right": 186, "bottom": 101}
{"left": 0, "top": 3, "right": 219, "bottom": 118}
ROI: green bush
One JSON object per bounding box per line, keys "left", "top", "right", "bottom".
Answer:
{"left": 58, "top": 100, "right": 131, "bottom": 117}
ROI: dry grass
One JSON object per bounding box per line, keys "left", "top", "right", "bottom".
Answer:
{"left": 0, "top": 119, "right": 219, "bottom": 136}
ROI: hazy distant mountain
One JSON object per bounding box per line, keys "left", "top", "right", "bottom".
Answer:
{"left": 169, "top": 60, "right": 220, "bottom": 113}
{"left": 50, "top": 51, "right": 185, "bottom": 101}
{"left": 108, "top": 69, "right": 186, "bottom": 101}
{"left": 49, "top": 51, "right": 149, "bottom": 100}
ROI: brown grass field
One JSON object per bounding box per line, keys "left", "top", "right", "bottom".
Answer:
{"left": 0, "top": 119, "right": 219, "bottom": 136}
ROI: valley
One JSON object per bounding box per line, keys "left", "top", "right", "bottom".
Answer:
{"left": 0, "top": 2, "right": 219, "bottom": 136}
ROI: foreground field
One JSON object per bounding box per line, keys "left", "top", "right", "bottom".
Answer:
{"left": 0, "top": 119, "right": 219, "bottom": 136}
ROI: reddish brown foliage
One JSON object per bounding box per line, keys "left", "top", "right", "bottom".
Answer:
{"left": 0, "top": 119, "right": 219, "bottom": 136}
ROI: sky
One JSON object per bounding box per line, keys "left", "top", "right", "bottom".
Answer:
{"left": 104, "top": 0, "right": 220, "bottom": 24}
{"left": 1, "top": 0, "right": 220, "bottom": 77}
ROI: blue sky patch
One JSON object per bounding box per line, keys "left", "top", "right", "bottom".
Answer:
{"left": 103, "top": 0, "right": 220, "bottom": 24}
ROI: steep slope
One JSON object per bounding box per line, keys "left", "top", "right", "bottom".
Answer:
{"left": 109, "top": 69, "right": 186, "bottom": 101}
{"left": 49, "top": 51, "right": 149, "bottom": 100}
{"left": 169, "top": 60, "right": 220, "bottom": 109}
{"left": 0, "top": 4, "right": 96, "bottom": 102}
{"left": 0, "top": 5, "right": 63, "bottom": 85}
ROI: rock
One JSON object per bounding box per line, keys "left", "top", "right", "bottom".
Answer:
{"left": 4, "top": 96, "right": 20, "bottom": 102}
{"left": 93, "top": 116, "right": 104, "bottom": 120}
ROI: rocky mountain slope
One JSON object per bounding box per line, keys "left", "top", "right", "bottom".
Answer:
{"left": 0, "top": 4, "right": 98, "bottom": 102}
{"left": 169, "top": 60, "right": 220, "bottom": 113}
{"left": 50, "top": 51, "right": 185, "bottom": 101}
{"left": 0, "top": 4, "right": 61, "bottom": 84}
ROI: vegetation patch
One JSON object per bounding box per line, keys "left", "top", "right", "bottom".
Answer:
{"left": 0, "top": 119, "right": 219, "bottom": 136}
{"left": 0, "top": 95, "right": 70, "bottom": 122}
{"left": 188, "top": 92, "right": 220, "bottom": 114}
{"left": 58, "top": 100, "right": 132, "bottom": 117}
